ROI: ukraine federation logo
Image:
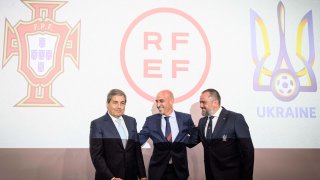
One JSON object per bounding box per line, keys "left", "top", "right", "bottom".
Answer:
{"left": 2, "top": 1, "right": 81, "bottom": 107}
{"left": 250, "top": 1, "right": 317, "bottom": 102}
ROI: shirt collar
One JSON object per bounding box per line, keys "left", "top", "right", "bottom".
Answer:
{"left": 108, "top": 112, "right": 123, "bottom": 122}
{"left": 162, "top": 110, "right": 176, "bottom": 119}
{"left": 209, "top": 106, "right": 222, "bottom": 118}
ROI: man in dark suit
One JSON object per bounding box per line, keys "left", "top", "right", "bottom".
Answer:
{"left": 198, "top": 88, "right": 254, "bottom": 180}
{"left": 139, "top": 90, "right": 197, "bottom": 180}
{"left": 90, "top": 89, "right": 147, "bottom": 180}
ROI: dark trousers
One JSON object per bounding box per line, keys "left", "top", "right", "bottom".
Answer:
{"left": 161, "top": 164, "right": 179, "bottom": 180}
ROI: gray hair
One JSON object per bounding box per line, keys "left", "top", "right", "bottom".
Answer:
{"left": 107, "top": 89, "right": 127, "bottom": 103}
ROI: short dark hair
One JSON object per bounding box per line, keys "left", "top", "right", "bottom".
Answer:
{"left": 107, "top": 89, "right": 127, "bottom": 103}
{"left": 201, "top": 88, "right": 221, "bottom": 105}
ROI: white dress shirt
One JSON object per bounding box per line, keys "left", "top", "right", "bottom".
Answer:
{"left": 161, "top": 111, "right": 178, "bottom": 142}
{"left": 108, "top": 112, "right": 128, "bottom": 140}
{"left": 205, "top": 106, "right": 222, "bottom": 137}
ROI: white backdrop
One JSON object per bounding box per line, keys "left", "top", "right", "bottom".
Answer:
{"left": 0, "top": 0, "right": 319, "bottom": 148}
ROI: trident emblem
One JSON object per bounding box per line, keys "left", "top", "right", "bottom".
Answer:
{"left": 2, "top": 1, "right": 81, "bottom": 107}
{"left": 250, "top": 1, "right": 316, "bottom": 101}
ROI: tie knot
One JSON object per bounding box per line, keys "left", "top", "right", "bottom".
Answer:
{"left": 209, "top": 116, "right": 214, "bottom": 120}
{"left": 164, "top": 116, "right": 170, "bottom": 121}
{"left": 115, "top": 118, "right": 122, "bottom": 124}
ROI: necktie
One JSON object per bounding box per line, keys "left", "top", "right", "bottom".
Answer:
{"left": 115, "top": 118, "right": 127, "bottom": 146}
{"left": 206, "top": 116, "right": 214, "bottom": 139}
{"left": 164, "top": 116, "right": 172, "bottom": 142}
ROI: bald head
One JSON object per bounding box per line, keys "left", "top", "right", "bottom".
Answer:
{"left": 155, "top": 90, "right": 174, "bottom": 116}
{"left": 157, "top": 90, "right": 174, "bottom": 100}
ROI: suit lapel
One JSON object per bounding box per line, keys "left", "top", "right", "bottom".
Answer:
{"left": 104, "top": 113, "right": 120, "bottom": 138}
{"left": 212, "top": 107, "right": 228, "bottom": 138}
{"left": 123, "top": 116, "right": 132, "bottom": 137}
{"left": 199, "top": 117, "right": 207, "bottom": 140}
{"left": 105, "top": 113, "right": 125, "bottom": 149}
{"left": 123, "top": 116, "right": 132, "bottom": 150}
{"left": 155, "top": 114, "right": 166, "bottom": 141}
{"left": 174, "top": 112, "right": 184, "bottom": 142}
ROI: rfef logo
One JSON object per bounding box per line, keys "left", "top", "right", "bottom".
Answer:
{"left": 2, "top": 1, "right": 81, "bottom": 107}
{"left": 121, "top": 8, "right": 211, "bottom": 103}
{"left": 250, "top": 1, "right": 317, "bottom": 102}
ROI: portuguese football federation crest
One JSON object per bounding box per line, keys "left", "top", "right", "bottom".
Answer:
{"left": 2, "top": 1, "right": 81, "bottom": 107}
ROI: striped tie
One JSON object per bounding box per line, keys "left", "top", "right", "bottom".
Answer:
{"left": 164, "top": 116, "right": 172, "bottom": 142}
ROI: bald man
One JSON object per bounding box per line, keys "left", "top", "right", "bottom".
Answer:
{"left": 139, "top": 90, "right": 198, "bottom": 180}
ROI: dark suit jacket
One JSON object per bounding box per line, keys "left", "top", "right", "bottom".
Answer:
{"left": 90, "top": 113, "right": 146, "bottom": 180}
{"left": 198, "top": 107, "right": 254, "bottom": 180}
{"left": 139, "top": 111, "right": 197, "bottom": 180}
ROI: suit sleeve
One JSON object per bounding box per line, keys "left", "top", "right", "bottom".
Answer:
{"left": 235, "top": 114, "right": 254, "bottom": 180}
{"left": 133, "top": 120, "right": 147, "bottom": 178}
{"left": 196, "top": 118, "right": 205, "bottom": 144}
{"left": 89, "top": 121, "right": 114, "bottom": 179}
{"left": 138, "top": 118, "right": 150, "bottom": 145}
{"left": 186, "top": 115, "right": 199, "bottom": 148}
